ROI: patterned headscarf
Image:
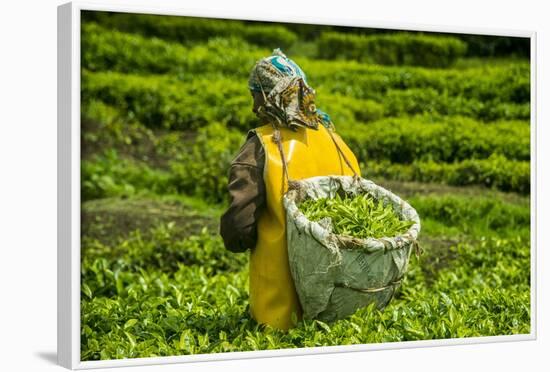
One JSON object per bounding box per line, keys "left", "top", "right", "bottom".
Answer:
{"left": 248, "top": 49, "right": 334, "bottom": 131}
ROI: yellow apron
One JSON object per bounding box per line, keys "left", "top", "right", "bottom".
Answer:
{"left": 249, "top": 124, "right": 362, "bottom": 330}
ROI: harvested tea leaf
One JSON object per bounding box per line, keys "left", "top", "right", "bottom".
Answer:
{"left": 298, "top": 193, "right": 413, "bottom": 239}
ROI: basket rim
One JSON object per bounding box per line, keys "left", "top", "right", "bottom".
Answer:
{"left": 283, "top": 175, "right": 421, "bottom": 252}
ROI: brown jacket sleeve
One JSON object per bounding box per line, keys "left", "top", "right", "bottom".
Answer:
{"left": 219, "top": 131, "right": 266, "bottom": 253}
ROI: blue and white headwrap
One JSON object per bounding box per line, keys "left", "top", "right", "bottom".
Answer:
{"left": 248, "top": 49, "right": 308, "bottom": 92}
{"left": 248, "top": 49, "right": 334, "bottom": 131}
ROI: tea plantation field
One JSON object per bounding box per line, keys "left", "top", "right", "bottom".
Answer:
{"left": 80, "top": 12, "right": 531, "bottom": 360}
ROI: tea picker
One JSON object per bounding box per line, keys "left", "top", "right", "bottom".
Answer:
{"left": 220, "top": 48, "right": 421, "bottom": 330}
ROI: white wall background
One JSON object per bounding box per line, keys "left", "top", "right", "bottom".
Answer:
{"left": 0, "top": 0, "right": 546, "bottom": 371}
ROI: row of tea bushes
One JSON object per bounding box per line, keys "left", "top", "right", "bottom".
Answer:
{"left": 302, "top": 59, "right": 530, "bottom": 104}
{"left": 317, "top": 32, "right": 467, "bottom": 68}
{"left": 82, "top": 70, "right": 255, "bottom": 131}
{"left": 457, "top": 34, "right": 530, "bottom": 58}
{"left": 80, "top": 100, "right": 202, "bottom": 202}
{"left": 338, "top": 116, "right": 530, "bottom": 163}
{"left": 82, "top": 69, "right": 528, "bottom": 136}
{"left": 81, "top": 150, "right": 176, "bottom": 202}
{"left": 82, "top": 23, "right": 530, "bottom": 106}
{"left": 81, "top": 100, "right": 167, "bottom": 164}
{"left": 84, "top": 11, "right": 530, "bottom": 60}
{"left": 308, "top": 92, "right": 384, "bottom": 123}
{"left": 83, "top": 11, "right": 298, "bottom": 49}
{"left": 366, "top": 154, "right": 530, "bottom": 194}
{"left": 82, "top": 70, "right": 385, "bottom": 132}
{"left": 168, "top": 123, "right": 244, "bottom": 203}
{"left": 82, "top": 23, "right": 266, "bottom": 76}
{"left": 379, "top": 88, "right": 530, "bottom": 121}
{"left": 81, "top": 134, "right": 529, "bottom": 204}
{"left": 287, "top": 24, "right": 529, "bottom": 58}
{"left": 409, "top": 195, "right": 529, "bottom": 233}
{"left": 81, "top": 122, "right": 244, "bottom": 204}
{"left": 82, "top": 22, "right": 189, "bottom": 75}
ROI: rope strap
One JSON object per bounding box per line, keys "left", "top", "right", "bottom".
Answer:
{"left": 335, "top": 279, "right": 402, "bottom": 294}
{"left": 272, "top": 129, "right": 290, "bottom": 184}
{"left": 325, "top": 128, "right": 358, "bottom": 179}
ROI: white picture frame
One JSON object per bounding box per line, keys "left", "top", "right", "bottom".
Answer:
{"left": 57, "top": 1, "right": 537, "bottom": 369}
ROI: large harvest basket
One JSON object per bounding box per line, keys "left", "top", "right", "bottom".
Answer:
{"left": 283, "top": 175, "right": 421, "bottom": 322}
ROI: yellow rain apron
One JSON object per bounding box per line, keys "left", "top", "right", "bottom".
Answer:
{"left": 249, "top": 123, "right": 361, "bottom": 330}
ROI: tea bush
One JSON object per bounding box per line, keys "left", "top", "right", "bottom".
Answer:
{"left": 318, "top": 32, "right": 467, "bottom": 67}
{"left": 458, "top": 34, "right": 530, "bottom": 58}
{"left": 339, "top": 116, "right": 530, "bottom": 164}
{"left": 82, "top": 226, "right": 247, "bottom": 281}
{"left": 82, "top": 70, "right": 256, "bottom": 131}
{"left": 82, "top": 23, "right": 191, "bottom": 75}
{"left": 380, "top": 88, "right": 529, "bottom": 121}
{"left": 315, "top": 92, "right": 385, "bottom": 123}
{"left": 82, "top": 70, "right": 383, "bottom": 133}
{"left": 83, "top": 11, "right": 298, "bottom": 49}
{"left": 169, "top": 123, "right": 244, "bottom": 203}
{"left": 81, "top": 124, "right": 244, "bottom": 204}
{"left": 409, "top": 195, "right": 530, "bottom": 233}
{"left": 301, "top": 59, "right": 530, "bottom": 104}
{"left": 82, "top": 23, "right": 266, "bottom": 76}
{"left": 81, "top": 150, "right": 176, "bottom": 201}
{"left": 365, "top": 154, "right": 530, "bottom": 194}
{"left": 81, "top": 100, "right": 164, "bottom": 162}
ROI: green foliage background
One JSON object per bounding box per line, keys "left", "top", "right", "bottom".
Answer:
{"left": 80, "top": 12, "right": 531, "bottom": 360}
